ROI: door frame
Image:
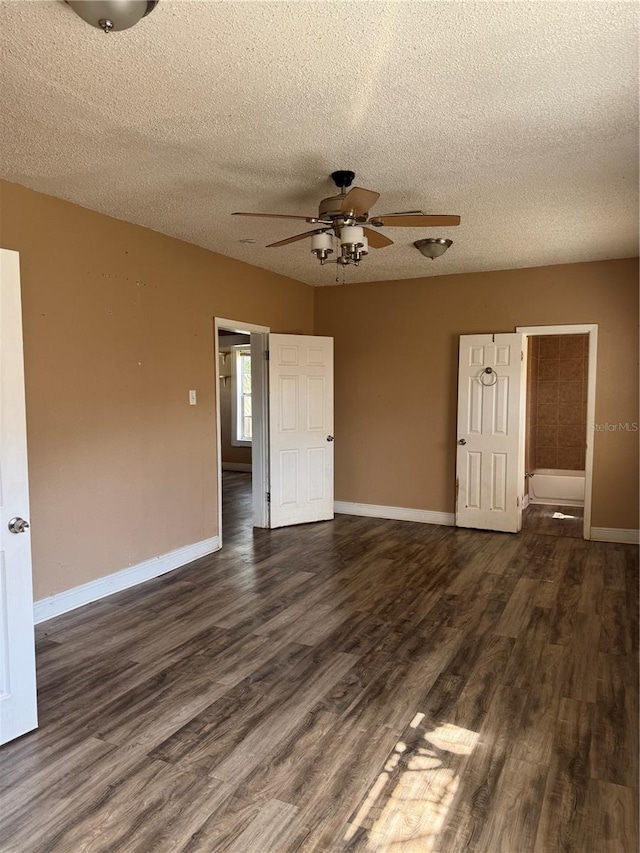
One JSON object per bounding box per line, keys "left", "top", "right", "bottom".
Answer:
{"left": 516, "top": 323, "right": 598, "bottom": 540}
{"left": 214, "top": 318, "right": 270, "bottom": 543}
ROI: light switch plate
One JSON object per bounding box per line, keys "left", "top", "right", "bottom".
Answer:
{"left": 189, "top": 390, "right": 197, "bottom": 405}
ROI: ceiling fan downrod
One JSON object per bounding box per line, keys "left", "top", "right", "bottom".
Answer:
{"left": 330, "top": 170, "right": 356, "bottom": 190}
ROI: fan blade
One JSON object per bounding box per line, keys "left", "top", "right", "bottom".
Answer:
{"left": 369, "top": 214, "right": 461, "bottom": 227}
{"left": 363, "top": 227, "right": 393, "bottom": 249}
{"left": 266, "top": 228, "right": 328, "bottom": 248}
{"left": 232, "top": 212, "right": 328, "bottom": 223}
{"left": 340, "top": 187, "right": 380, "bottom": 217}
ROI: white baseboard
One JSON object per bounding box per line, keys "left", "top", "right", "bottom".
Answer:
{"left": 34, "top": 535, "right": 221, "bottom": 624}
{"left": 222, "top": 462, "right": 252, "bottom": 472}
{"left": 334, "top": 501, "right": 455, "bottom": 527}
{"left": 590, "top": 527, "right": 640, "bottom": 545}
{"left": 523, "top": 494, "right": 530, "bottom": 509}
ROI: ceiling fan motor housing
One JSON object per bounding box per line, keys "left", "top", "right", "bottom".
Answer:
{"left": 319, "top": 194, "right": 358, "bottom": 221}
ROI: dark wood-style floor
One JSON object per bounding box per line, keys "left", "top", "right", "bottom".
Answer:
{"left": 1, "top": 472, "right": 637, "bottom": 852}
{"left": 522, "top": 503, "right": 585, "bottom": 539}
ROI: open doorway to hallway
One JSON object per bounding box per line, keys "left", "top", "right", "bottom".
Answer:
{"left": 215, "top": 323, "right": 335, "bottom": 542}
{"left": 214, "top": 318, "right": 270, "bottom": 547}
{"left": 217, "top": 329, "right": 253, "bottom": 543}
{"left": 218, "top": 331, "right": 252, "bottom": 466}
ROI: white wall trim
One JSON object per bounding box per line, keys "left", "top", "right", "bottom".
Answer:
{"left": 335, "top": 501, "right": 455, "bottom": 527}
{"left": 516, "top": 324, "right": 597, "bottom": 336}
{"left": 333, "top": 502, "right": 639, "bottom": 544}
{"left": 590, "top": 528, "right": 640, "bottom": 545}
{"left": 222, "top": 462, "right": 252, "bottom": 472}
{"left": 34, "top": 536, "right": 220, "bottom": 624}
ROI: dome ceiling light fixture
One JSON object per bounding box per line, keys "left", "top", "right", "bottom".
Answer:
{"left": 233, "top": 170, "right": 460, "bottom": 271}
{"left": 65, "top": 1, "right": 159, "bottom": 33}
{"left": 414, "top": 238, "right": 453, "bottom": 259}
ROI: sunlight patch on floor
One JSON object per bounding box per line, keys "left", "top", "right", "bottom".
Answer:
{"left": 423, "top": 723, "right": 478, "bottom": 756}
{"left": 552, "top": 511, "right": 577, "bottom": 519}
{"left": 344, "top": 723, "right": 479, "bottom": 851}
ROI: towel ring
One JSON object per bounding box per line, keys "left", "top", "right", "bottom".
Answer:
{"left": 480, "top": 367, "right": 498, "bottom": 386}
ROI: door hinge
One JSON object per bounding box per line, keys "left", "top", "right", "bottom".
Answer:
{"left": 266, "top": 492, "right": 270, "bottom": 503}
{"left": 264, "top": 349, "right": 270, "bottom": 361}
{"left": 517, "top": 496, "right": 521, "bottom": 507}
{"left": 521, "top": 351, "right": 524, "bottom": 361}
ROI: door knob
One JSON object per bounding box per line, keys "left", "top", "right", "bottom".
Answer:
{"left": 8, "top": 517, "right": 30, "bottom": 534}
{"left": 458, "top": 439, "right": 467, "bottom": 445}
{"left": 326, "top": 435, "right": 334, "bottom": 442}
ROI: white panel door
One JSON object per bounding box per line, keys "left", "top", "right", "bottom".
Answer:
{"left": 0, "top": 249, "right": 37, "bottom": 745}
{"left": 269, "top": 334, "right": 334, "bottom": 528}
{"left": 455, "top": 333, "right": 526, "bottom": 533}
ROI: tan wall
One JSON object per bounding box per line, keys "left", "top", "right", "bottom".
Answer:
{"left": 0, "top": 180, "right": 312, "bottom": 598}
{"left": 1, "top": 177, "right": 636, "bottom": 602}
{"left": 314, "top": 258, "right": 639, "bottom": 530}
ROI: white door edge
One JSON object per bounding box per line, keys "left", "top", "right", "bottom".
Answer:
{"left": 250, "top": 331, "right": 270, "bottom": 528}
{"left": 214, "top": 317, "right": 271, "bottom": 542}
{"left": 0, "top": 248, "right": 38, "bottom": 744}
{"left": 516, "top": 324, "right": 598, "bottom": 540}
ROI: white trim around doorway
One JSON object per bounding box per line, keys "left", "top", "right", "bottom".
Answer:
{"left": 516, "top": 324, "right": 598, "bottom": 540}
{"left": 214, "top": 318, "right": 270, "bottom": 545}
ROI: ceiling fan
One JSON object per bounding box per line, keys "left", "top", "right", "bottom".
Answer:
{"left": 232, "top": 170, "right": 460, "bottom": 267}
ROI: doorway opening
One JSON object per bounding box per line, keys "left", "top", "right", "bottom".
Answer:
{"left": 517, "top": 324, "right": 598, "bottom": 540}
{"left": 214, "top": 318, "right": 270, "bottom": 547}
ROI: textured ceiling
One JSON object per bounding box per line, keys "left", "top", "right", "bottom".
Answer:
{"left": 0, "top": 0, "right": 638, "bottom": 286}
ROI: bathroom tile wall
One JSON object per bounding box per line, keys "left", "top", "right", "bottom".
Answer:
{"left": 533, "top": 334, "right": 588, "bottom": 470}
{"left": 525, "top": 336, "right": 539, "bottom": 485}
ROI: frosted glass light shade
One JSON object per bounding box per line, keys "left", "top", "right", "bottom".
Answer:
{"left": 340, "top": 226, "right": 364, "bottom": 247}
{"left": 311, "top": 232, "right": 333, "bottom": 252}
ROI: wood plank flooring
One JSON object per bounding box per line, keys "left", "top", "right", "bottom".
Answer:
{"left": 522, "top": 504, "right": 584, "bottom": 539}
{"left": 1, "top": 472, "right": 637, "bottom": 852}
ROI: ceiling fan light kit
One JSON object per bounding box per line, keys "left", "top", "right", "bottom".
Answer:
{"left": 65, "top": 0, "right": 159, "bottom": 33}
{"left": 232, "top": 171, "right": 460, "bottom": 272}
